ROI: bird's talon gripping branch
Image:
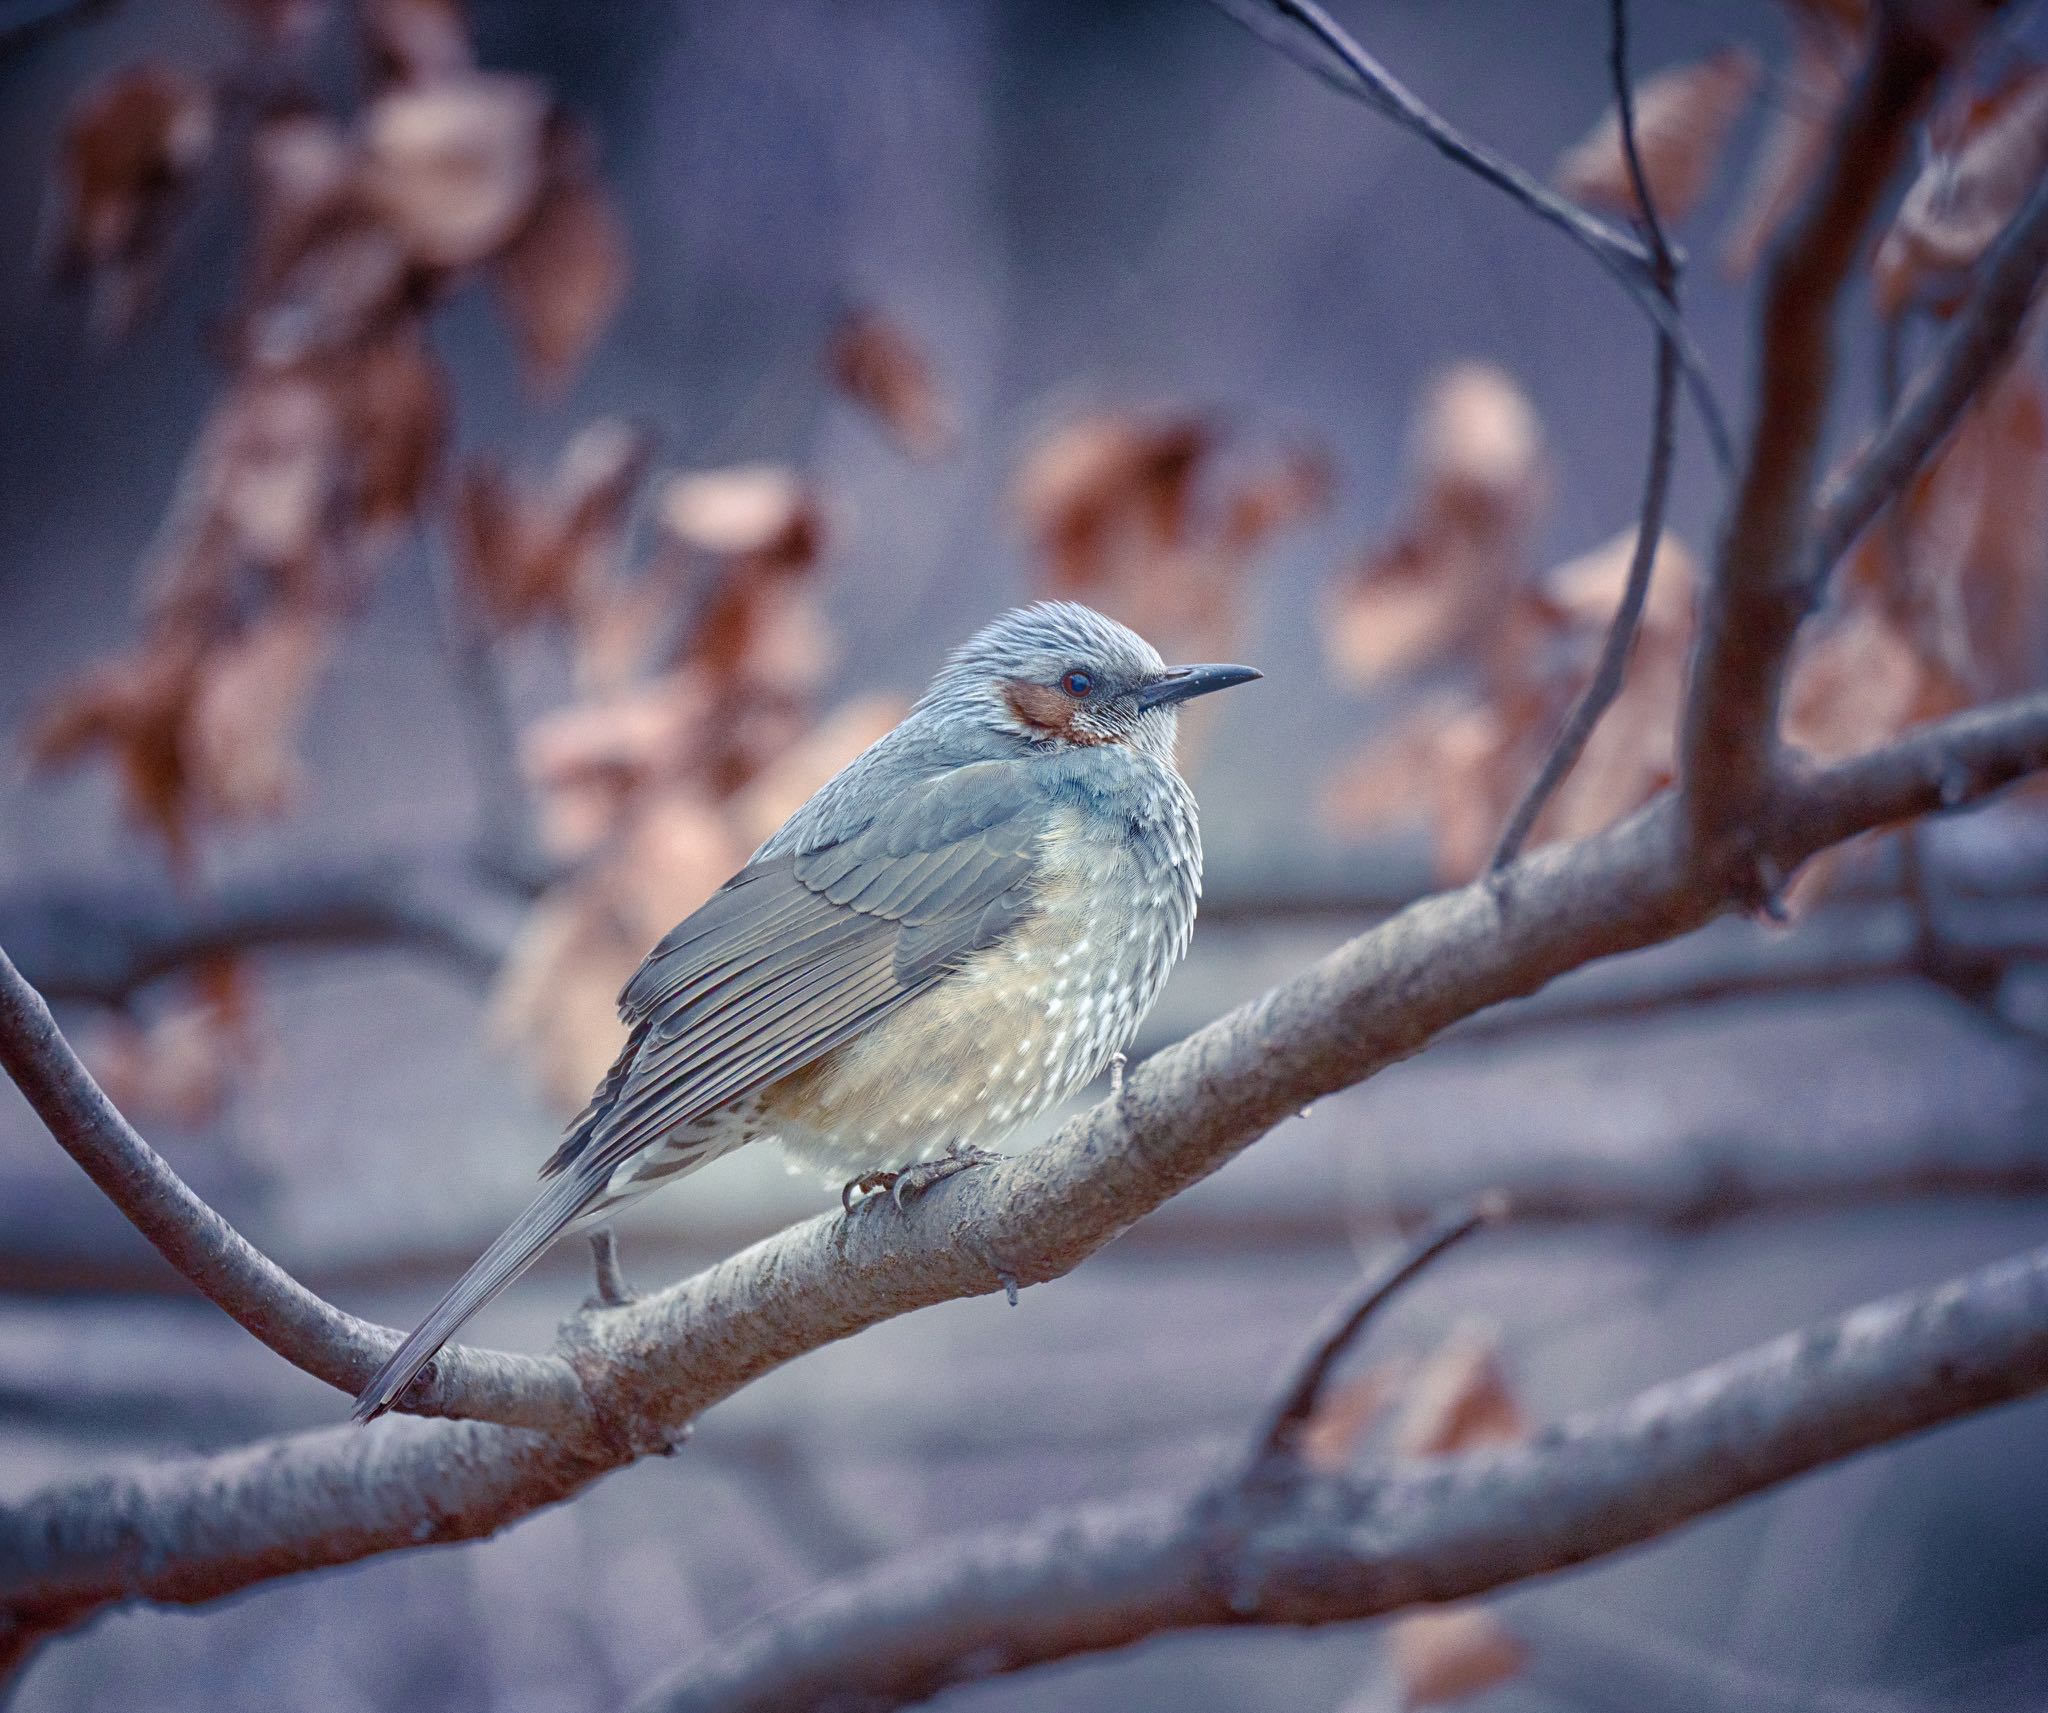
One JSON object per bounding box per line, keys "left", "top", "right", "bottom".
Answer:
{"left": 888, "top": 1145, "right": 1004, "bottom": 1211}
{"left": 1108, "top": 1050, "right": 1127, "bottom": 1099}
{"left": 587, "top": 1227, "right": 635, "bottom": 1309}
{"left": 841, "top": 1172, "right": 896, "bottom": 1215}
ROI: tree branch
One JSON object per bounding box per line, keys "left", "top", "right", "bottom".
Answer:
{"left": 1492, "top": 0, "right": 1683, "bottom": 871}
{"left": 0, "top": 855, "right": 521, "bottom": 1005}
{"left": 0, "top": 946, "right": 589, "bottom": 1438}
{"left": 6, "top": 690, "right": 2048, "bottom": 1656}
{"left": 1250, "top": 1199, "right": 1499, "bottom": 1464}
{"left": 1682, "top": 8, "right": 1952, "bottom": 854}
{"left": 629, "top": 1238, "right": 2048, "bottom": 1713}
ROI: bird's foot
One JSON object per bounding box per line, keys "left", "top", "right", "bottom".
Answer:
{"left": 842, "top": 1170, "right": 898, "bottom": 1214}
{"left": 1109, "top": 1050, "right": 1128, "bottom": 1100}
{"left": 586, "top": 1227, "right": 635, "bottom": 1309}
{"left": 889, "top": 1145, "right": 1004, "bottom": 1211}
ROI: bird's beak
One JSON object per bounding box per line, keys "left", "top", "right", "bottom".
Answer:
{"left": 1134, "top": 663, "right": 1264, "bottom": 710}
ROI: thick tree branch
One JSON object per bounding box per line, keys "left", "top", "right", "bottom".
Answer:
{"left": 0, "top": 946, "right": 589, "bottom": 1438}
{"left": 630, "top": 1239, "right": 2048, "bottom": 1713}
{"left": 1682, "top": 9, "right": 1951, "bottom": 853}
{"left": 6, "top": 692, "right": 2048, "bottom": 1657}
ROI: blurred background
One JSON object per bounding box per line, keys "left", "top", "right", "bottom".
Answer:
{"left": 5, "top": 0, "right": 2048, "bottom": 1707}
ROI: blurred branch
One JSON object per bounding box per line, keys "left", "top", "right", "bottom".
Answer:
{"left": 0, "top": 946, "right": 589, "bottom": 1437}
{"left": 1250, "top": 1200, "right": 1499, "bottom": 1465}
{"left": 627, "top": 1238, "right": 2048, "bottom": 1713}
{"left": 1681, "top": 10, "right": 1952, "bottom": 862}
{"left": 1212, "top": 0, "right": 1733, "bottom": 467}
{"left": 0, "top": 855, "right": 521, "bottom": 1005}
{"left": 1492, "top": 0, "right": 1681, "bottom": 871}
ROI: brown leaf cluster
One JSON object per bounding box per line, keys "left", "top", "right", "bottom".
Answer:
{"left": 1555, "top": 45, "right": 1759, "bottom": 226}
{"left": 1309, "top": 1320, "right": 1530, "bottom": 1709}
{"left": 494, "top": 464, "right": 904, "bottom": 1111}
{"left": 1320, "top": 364, "right": 1693, "bottom": 881}
{"left": 829, "top": 308, "right": 956, "bottom": 457}
{"left": 32, "top": 0, "right": 630, "bottom": 866}
{"left": 1012, "top": 411, "right": 1328, "bottom": 667}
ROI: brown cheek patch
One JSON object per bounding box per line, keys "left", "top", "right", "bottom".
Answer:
{"left": 1002, "top": 679, "right": 1115, "bottom": 743}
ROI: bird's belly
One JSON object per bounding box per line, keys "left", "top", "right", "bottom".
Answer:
{"left": 759, "top": 897, "right": 1172, "bottom": 1177}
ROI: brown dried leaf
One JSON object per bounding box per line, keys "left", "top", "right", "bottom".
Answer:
{"left": 241, "top": 220, "right": 412, "bottom": 366}
{"left": 494, "top": 135, "right": 628, "bottom": 396}
{"left": 1721, "top": 17, "right": 1858, "bottom": 278}
{"left": 1221, "top": 444, "right": 1334, "bottom": 555}
{"left": 1394, "top": 1320, "right": 1527, "bottom": 1457}
{"left": 1556, "top": 46, "right": 1759, "bottom": 225}
{"left": 359, "top": 73, "right": 549, "bottom": 270}
{"left": 26, "top": 626, "right": 207, "bottom": 865}
{"left": 50, "top": 63, "right": 215, "bottom": 336}
{"left": 1297, "top": 1357, "right": 1415, "bottom": 1474}
{"left": 660, "top": 464, "right": 822, "bottom": 565}
{"left": 523, "top": 672, "right": 707, "bottom": 856}
{"left": 1011, "top": 414, "right": 1212, "bottom": 594}
{"left": 1784, "top": 596, "right": 1963, "bottom": 762}
{"left": 336, "top": 316, "right": 448, "bottom": 546}
{"left": 188, "top": 608, "right": 334, "bottom": 818}
{"left": 191, "top": 368, "right": 343, "bottom": 589}
{"left": 1326, "top": 364, "right": 1545, "bottom": 687}
{"left": 1386, "top": 1608, "right": 1528, "bottom": 1709}
{"left": 364, "top": 0, "right": 473, "bottom": 85}
{"left": 1877, "top": 67, "right": 2048, "bottom": 315}
{"left": 453, "top": 418, "right": 652, "bottom": 632}
{"left": 828, "top": 308, "right": 956, "bottom": 457}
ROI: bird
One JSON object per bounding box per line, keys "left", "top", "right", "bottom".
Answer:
{"left": 352, "top": 601, "right": 1259, "bottom": 1421}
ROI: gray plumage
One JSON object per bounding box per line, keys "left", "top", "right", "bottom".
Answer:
{"left": 352, "top": 602, "right": 1257, "bottom": 1421}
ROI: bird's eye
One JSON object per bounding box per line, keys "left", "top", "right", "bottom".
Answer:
{"left": 1061, "top": 670, "right": 1095, "bottom": 699}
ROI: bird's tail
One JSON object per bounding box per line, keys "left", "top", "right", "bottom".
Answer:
{"left": 351, "top": 1166, "right": 602, "bottom": 1422}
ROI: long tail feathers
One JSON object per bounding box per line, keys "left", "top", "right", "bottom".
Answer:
{"left": 351, "top": 1167, "right": 602, "bottom": 1422}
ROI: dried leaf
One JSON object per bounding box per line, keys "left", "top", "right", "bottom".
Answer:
{"left": 188, "top": 608, "right": 334, "bottom": 818}
{"left": 1386, "top": 1608, "right": 1528, "bottom": 1709}
{"left": 495, "top": 155, "right": 628, "bottom": 396}
{"left": 364, "top": 0, "right": 473, "bottom": 86}
{"left": 359, "top": 73, "right": 549, "bottom": 270}
{"left": 524, "top": 672, "right": 708, "bottom": 856}
{"left": 1876, "top": 67, "right": 2048, "bottom": 316}
{"left": 1394, "top": 1320, "right": 1527, "bottom": 1457}
{"left": 660, "top": 464, "right": 822, "bottom": 564}
{"left": 1784, "top": 596, "right": 1962, "bottom": 761}
{"left": 240, "top": 220, "right": 412, "bottom": 366}
{"left": 1011, "top": 414, "right": 1212, "bottom": 595}
{"left": 1297, "top": 1357, "right": 1415, "bottom": 1473}
{"left": 1221, "top": 444, "right": 1334, "bottom": 555}
{"left": 828, "top": 308, "right": 956, "bottom": 457}
{"left": 453, "top": 418, "right": 652, "bottom": 632}
{"left": 1556, "top": 46, "right": 1759, "bottom": 225}
{"left": 336, "top": 316, "right": 448, "bottom": 546}
{"left": 85, "top": 964, "right": 254, "bottom": 1128}
{"left": 49, "top": 63, "right": 215, "bottom": 335}
{"left": 1326, "top": 364, "right": 1545, "bottom": 687}
{"left": 26, "top": 626, "right": 207, "bottom": 864}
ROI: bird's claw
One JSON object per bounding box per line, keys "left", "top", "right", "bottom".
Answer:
{"left": 1109, "top": 1050, "right": 1127, "bottom": 1099}
{"left": 843, "top": 1148, "right": 1002, "bottom": 1214}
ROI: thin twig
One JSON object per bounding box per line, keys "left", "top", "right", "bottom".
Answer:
{"left": 1250, "top": 1197, "right": 1503, "bottom": 1464}
{"left": 1212, "top": 0, "right": 1733, "bottom": 469}
{"left": 1491, "top": 0, "right": 1683, "bottom": 872}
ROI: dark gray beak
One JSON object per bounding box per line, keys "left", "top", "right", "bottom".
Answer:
{"left": 1134, "top": 663, "right": 1263, "bottom": 710}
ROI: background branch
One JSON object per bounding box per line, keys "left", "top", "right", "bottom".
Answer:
{"left": 630, "top": 1237, "right": 2048, "bottom": 1713}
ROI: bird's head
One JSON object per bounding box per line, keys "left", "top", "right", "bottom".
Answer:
{"left": 919, "top": 601, "right": 1261, "bottom": 762}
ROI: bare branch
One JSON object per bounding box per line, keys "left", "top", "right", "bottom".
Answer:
{"left": 1211, "top": 0, "right": 1733, "bottom": 467}
{"left": 630, "top": 1239, "right": 2048, "bottom": 1713}
{"left": 0, "top": 946, "right": 589, "bottom": 1437}
{"left": 0, "top": 855, "right": 520, "bottom": 1005}
{"left": 1250, "top": 1199, "right": 1499, "bottom": 1465}
{"left": 1682, "top": 11, "right": 1952, "bottom": 851}
{"left": 1492, "top": 0, "right": 1683, "bottom": 871}
{"left": 6, "top": 690, "right": 2048, "bottom": 1652}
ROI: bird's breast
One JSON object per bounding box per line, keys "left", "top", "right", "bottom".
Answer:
{"left": 763, "top": 792, "right": 1200, "bottom": 1175}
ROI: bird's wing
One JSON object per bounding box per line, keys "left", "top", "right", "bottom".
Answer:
{"left": 547, "top": 760, "right": 1048, "bottom": 1185}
